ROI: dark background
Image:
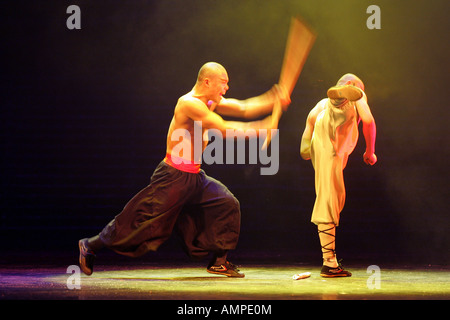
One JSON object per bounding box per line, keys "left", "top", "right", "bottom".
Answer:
{"left": 1, "top": 0, "right": 449, "bottom": 266}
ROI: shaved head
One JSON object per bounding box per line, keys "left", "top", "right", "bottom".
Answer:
{"left": 337, "top": 73, "right": 365, "bottom": 91}
{"left": 192, "top": 62, "right": 229, "bottom": 103}
{"left": 197, "top": 62, "right": 227, "bottom": 83}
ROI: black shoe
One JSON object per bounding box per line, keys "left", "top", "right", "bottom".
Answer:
{"left": 207, "top": 261, "right": 245, "bottom": 278}
{"left": 320, "top": 264, "right": 352, "bottom": 278}
{"left": 78, "top": 238, "right": 96, "bottom": 276}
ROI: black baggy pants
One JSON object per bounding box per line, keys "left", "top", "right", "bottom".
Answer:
{"left": 98, "top": 161, "right": 241, "bottom": 259}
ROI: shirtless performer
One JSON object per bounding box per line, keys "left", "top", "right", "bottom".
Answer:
{"left": 79, "top": 62, "right": 290, "bottom": 278}
{"left": 300, "top": 74, "right": 377, "bottom": 277}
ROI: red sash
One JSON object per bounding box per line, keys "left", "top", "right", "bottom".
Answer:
{"left": 164, "top": 153, "right": 201, "bottom": 174}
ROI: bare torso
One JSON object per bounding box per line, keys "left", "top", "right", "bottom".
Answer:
{"left": 166, "top": 91, "right": 216, "bottom": 163}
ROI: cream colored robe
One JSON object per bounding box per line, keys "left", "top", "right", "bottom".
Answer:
{"left": 310, "top": 98, "right": 359, "bottom": 226}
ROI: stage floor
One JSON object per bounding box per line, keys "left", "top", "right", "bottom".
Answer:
{"left": 1, "top": 260, "right": 449, "bottom": 300}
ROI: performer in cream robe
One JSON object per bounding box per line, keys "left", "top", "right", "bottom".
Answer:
{"left": 300, "top": 74, "right": 377, "bottom": 277}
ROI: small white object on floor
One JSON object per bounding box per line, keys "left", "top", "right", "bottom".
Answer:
{"left": 292, "top": 272, "right": 311, "bottom": 280}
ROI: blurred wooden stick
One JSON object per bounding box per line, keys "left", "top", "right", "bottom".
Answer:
{"left": 262, "top": 17, "right": 316, "bottom": 150}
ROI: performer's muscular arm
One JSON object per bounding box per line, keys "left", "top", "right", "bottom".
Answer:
{"left": 180, "top": 97, "right": 274, "bottom": 136}
{"left": 355, "top": 93, "right": 377, "bottom": 165}
{"left": 215, "top": 85, "right": 290, "bottom": 120}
